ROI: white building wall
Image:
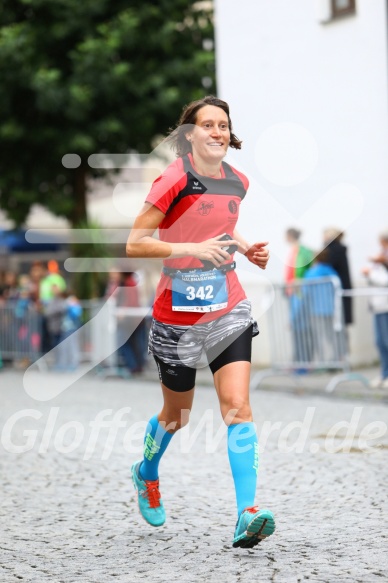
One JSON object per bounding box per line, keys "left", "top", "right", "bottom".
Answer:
{"left": 215, "top": 0, "right": 388, "bottom": 367}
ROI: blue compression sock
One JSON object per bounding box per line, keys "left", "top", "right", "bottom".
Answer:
{"left": 227, "top": 422, "right": 259, "bottom": 517}
{"left": 139, "top": 414, "right": 174, "bottom": 481}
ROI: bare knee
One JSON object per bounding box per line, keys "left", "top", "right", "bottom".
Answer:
{"left": 220, "top": 399, "right": 252, "bottom": 425}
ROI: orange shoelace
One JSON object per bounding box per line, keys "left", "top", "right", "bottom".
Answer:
{"left": 143, "top": 479, "right": 161, "bottom": 508}
{"left": 245, "top": 506, "right": 260, "bottom": 514}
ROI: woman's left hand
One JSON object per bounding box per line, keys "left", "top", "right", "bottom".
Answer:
{"left": 244, "top": 242, "right": 269, "bottom": 269}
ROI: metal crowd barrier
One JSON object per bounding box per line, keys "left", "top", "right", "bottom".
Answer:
{"left": 272, "top": 276, "right": 347, "bottom": 369}
{"left": 251, "top": 277, "right": 348, "bottom": 391}
{"left": 324, "top": 287, "right": 388, "bottom": 392}
{"left": 3, "top": 284, "right": 387, "bottom": 390}
{"left": 0, "top": 300, "right": 43, "bottom": 363}
{"left": 0, "top": 299, "right": 103, "bottom": 367}
{"left": 251, "top": 278, "right": 388, "bottom": 393}
{"left": 0, "top": 297, "right": 151, "bottom": 375}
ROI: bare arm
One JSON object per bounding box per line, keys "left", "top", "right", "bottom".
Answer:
{"left": 232, "top": 229, "right": 252, "bottom": 255}
{"left": 233, "top": 229, "right": 270, "bottom": 270}
{"left": 126, "top": 203, "right": 240, "bottom": 268}
{"left": 126, "top": 203, "right": 172, "bottom": 258}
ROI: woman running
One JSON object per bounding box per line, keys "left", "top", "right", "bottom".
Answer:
{"left": 126, "top": 95, "right": 275, "bottom": 549}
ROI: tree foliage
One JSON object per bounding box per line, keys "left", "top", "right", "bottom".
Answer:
{"left": 0, "top": 0, "right": 215, "bottom": 226}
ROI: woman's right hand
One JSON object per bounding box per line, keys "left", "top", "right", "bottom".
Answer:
{"left": 191, "top": 234, "right": 239, "bottom": 268}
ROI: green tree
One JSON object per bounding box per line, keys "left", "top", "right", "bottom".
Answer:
{"left": 70, "top": 219, "right": 112, "bottom": 299}
{"left": 0, "top": 0, "right": 215, "bottom": 226}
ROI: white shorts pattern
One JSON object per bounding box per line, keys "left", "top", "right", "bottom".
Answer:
{"left": 148, "top": 299, "right": 259, "bottom": 368}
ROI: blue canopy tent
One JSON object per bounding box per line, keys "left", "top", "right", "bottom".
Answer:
{"left": 0, "top": 229, "right": 64, "bottom": 253}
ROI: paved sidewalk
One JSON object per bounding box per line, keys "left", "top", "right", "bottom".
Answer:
{"left": 141, "top": 361, "right": 388, "bottom": 402}
{"left": 0, "top": 369, "right": 387, "bottom": 582}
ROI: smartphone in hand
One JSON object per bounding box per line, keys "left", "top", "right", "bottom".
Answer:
{"left": 201, "top": 234, "right": 237, "bottom": 270}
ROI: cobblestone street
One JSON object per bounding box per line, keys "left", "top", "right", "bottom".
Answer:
{"left": 0, "top": 369, "right": 387, "bottom": 582}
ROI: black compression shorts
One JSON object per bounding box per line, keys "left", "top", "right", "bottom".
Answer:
{"left": 154, "top": 324, "right": 253, "bottom": 392}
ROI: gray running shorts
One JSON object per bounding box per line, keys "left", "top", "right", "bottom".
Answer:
{"left": 148, "top": 299, "right": 259, "bottom": 369}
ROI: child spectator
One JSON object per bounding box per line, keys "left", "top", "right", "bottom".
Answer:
{"left": 56, "top": 292, "right": 83, "bottom": 371}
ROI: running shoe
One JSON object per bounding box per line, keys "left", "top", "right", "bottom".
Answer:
{"left": 232, "top": 506, "right": 275, "bottom": 548}
{"left": 131, "top": 460, "right": 166, "bottom": 527}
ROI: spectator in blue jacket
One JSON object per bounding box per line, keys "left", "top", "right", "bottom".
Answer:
{"left": 304, "top": 250, "right": 344, "bottom": 364}
{"left": 56, "top": 292, "right": 83, "bottom": 371}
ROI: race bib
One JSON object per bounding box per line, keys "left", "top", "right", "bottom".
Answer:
{"left": 171, "top": 270, "right": 228, "bottom": 312}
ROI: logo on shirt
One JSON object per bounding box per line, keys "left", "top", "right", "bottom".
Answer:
{"left": 228, "top": 200, "right": 238, "bottom": 214}
{"left": 197, "top": 200, "right": 214, "bottom": 216}
{"left": 188, "top": 174, "right": 206, "bottom": 192}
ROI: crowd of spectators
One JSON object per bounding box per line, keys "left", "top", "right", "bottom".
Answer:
{"left": 0, "top": 261, "right": 82, "bottom": 370}
{"left": 1, "top": 229, "right": 387, "bottom": 381}
{"left": 0, "top": 261, "right": 148, "bottom": 374}
{"left": 284, "top": 226, "right": 388, "bottom": 385}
